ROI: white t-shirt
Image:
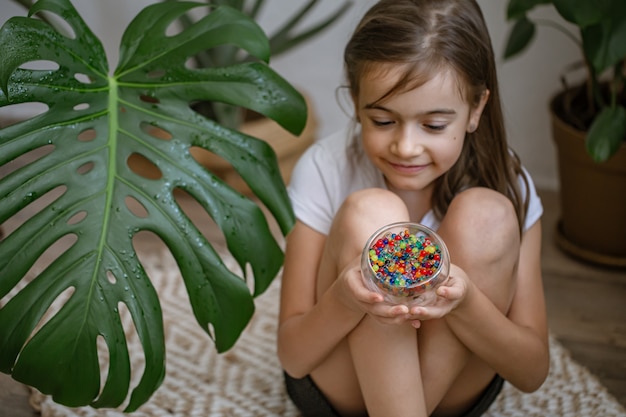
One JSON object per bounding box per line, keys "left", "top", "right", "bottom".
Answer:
{"left": 288, "top": 127, "right": 543, "bottom": 235}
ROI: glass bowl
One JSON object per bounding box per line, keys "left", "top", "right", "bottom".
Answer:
{"left": 361, "top": 222, "right": 449, "bottom": 306}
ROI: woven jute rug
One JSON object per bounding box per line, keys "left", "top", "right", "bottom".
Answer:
{"left": 29, "top": 251, "right": 626, "bottom": 417}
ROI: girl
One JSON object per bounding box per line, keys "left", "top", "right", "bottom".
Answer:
{"left": 277, "top": 1, "right": 549, "bottom": 416}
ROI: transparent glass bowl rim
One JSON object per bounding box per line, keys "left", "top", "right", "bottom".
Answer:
{"left": 361, "top": 221, "right": 450, "bottom": 289}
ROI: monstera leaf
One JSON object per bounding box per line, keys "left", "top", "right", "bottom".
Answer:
{"left": 0, "top": 0, "right": 305, "bottom": 411}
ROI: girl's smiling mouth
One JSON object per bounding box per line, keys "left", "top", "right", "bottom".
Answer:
{"left": 387, "top": 161, "right": 430, "bottom": 174}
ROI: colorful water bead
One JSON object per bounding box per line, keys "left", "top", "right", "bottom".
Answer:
{"left": 367, "top": 228, "right": 443, "bottom": 297}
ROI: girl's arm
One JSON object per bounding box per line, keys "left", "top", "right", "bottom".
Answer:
{"left": 436, "top": 221, "right": 550, "bottom": 392}
{"left": 277, "top": 221, "right": 378, "bottom": 378}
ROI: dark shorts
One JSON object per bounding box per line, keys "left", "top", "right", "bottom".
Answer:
{"left": 284, "top": 371, "right": 504, "bottom": 417}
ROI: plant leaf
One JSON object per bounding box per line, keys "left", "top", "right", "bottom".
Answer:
{"left": 0, "top": 0, "right": 305, "bottom": 411}
{"left": 504, "top": 17, "right": 536, "bottom": 59}
{"left": 552, "top": 0, "right": 609, "bottom": 28}
{"left": 118, "top": 2, "right": 269, "bottom": 72}
{"left": 580, "top": 0, "right": 626, "bottom": 74}
{"left": 585, "top": 105, "right": 626, "bottom": 162}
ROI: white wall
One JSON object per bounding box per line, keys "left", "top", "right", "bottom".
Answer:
{"left": 0, "top": 0, "right": 582, "bottom": 190}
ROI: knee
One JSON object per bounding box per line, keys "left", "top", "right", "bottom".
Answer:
{"left": 441, "top": 188, "right": 520, "bottom": 263}
{"left": 337, "top": 188, "right": 409, "bottom": 231}
{"left": 343, "top": 188, "right": 405, "bottom": 213}
{"left": 328, "top": 189, "right": 410, "bottom": 257}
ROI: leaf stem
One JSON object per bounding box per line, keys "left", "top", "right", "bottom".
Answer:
{"left": 531, "top": 17, "right": 581, "bottom": 49}
{"left": 96, "top": 75, "right": 118, "bottom": 270}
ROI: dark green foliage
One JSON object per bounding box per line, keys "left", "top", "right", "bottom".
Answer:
{"left": 0, "top": 0, "right": 306, "bottom": 410}
{"left": 503, "top": 0, "right": 626, "bottom": 162}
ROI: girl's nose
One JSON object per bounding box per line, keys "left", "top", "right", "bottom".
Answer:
{"left": 391, "top": 126, "right": 424, "bottom": 157}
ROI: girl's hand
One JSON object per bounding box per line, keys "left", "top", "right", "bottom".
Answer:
{"left": 406, "top": 264, "right": 471, "bottom": 328}
{"left": 337, "top": 257, "right": 412, "bottom": 325}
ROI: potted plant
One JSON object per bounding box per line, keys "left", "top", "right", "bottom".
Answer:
{"left": 0, "top": 0, "right": 329, "bottom": 411}
{"left": 504, "top": 0, "right": 626, "bottom": 267}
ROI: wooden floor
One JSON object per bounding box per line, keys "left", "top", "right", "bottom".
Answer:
{"left": 538, "top": 190, "right": 626, "bottom": 407}
{"left": 0, "top": 188, "right": 625, "bottom": 416}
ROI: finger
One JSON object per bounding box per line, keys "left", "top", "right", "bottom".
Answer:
{"left": 408, "top": 305, "right": 447, "bottom": 320}
{"left": 370, "top": 302, "right": 409, "bottom": 318}
{"left": 408, "top": 305, "right": 424, "bottom": 316}
{"left": 436, "top": 285, "right": 463, "bottom": 300}
{"left": 362, "top": 289, "right": 385, "bottom": 304}
{"left": 356, "top": 289, "right": 384, "bottom": 304}
{"left": 348, "top": 271, "right": 385, "bottom": 303}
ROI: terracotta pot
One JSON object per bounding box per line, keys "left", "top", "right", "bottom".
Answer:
{"left": 550, "top": 92, "right": 626, "bottom": 268}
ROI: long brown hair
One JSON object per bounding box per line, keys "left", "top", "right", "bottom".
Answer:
{"left": 344, "top": 0, "right": 528, "bottom": 231}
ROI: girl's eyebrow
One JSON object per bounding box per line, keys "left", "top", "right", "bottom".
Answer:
{"left": 364, "top": 103, "right": 457, "bottom": 115}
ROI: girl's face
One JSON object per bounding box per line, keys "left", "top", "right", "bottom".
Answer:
{"left": 354, "top": 64, "right": 488, "bottom": 194}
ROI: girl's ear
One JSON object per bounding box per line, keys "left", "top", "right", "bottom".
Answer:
{"left": 467, "top": 89, "right": 490, "bottom": 133}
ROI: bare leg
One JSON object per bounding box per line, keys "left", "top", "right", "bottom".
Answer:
{"left": 348, "top": 314, "right": 428, "bottom": 417}
{"left": 313, "top": 188, "right": 424, "bottom": 416}
{"left": 308, "top": 187, "right": 520, "bottom": 416}
{"left": 420, "top": 187, "right": 521, "bottom": 415}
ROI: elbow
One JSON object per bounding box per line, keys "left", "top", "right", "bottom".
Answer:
{"left": 514, "top": 349, "right": 550, "bottom": 393}
{"left": 277, "top": 338, "right": 311, "bottom": 379}
{"left": 277, "top": 350, "right": 309, "bottom": 380}
{"left": 516, "top": 370, "right": 548, "bottom": 393}
{"left": 282, "top": 367, "right": 308, "bottom": 380}
{"left": 517, "top": 373, "right": 548, "bottom": 393}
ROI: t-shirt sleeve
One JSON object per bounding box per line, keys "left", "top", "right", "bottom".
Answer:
{"left": 521, "top": 166, "right": 543, "bottom": 231}
{"left": 287, "top": 143, "right": 335, "bottom": 235}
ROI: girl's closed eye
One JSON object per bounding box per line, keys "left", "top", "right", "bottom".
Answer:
{"left": 424, "top": 123, "right": 447, "bottom": 131}
{"left": 372, "top": 119, "right": 394, "bottom": 127}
